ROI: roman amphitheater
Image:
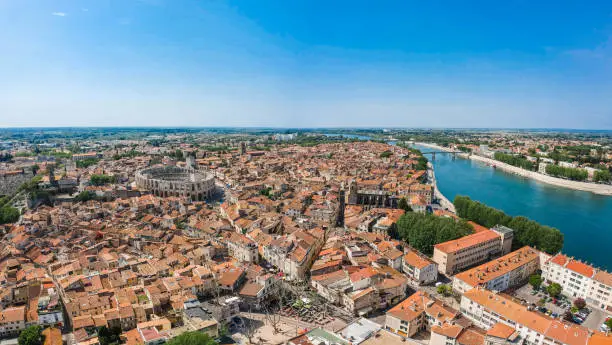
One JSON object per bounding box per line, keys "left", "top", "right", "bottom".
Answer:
{"left": 135, "top": 166, "right": 215, "bottom": 201}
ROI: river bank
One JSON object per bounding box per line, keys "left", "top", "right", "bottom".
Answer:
{"left": 415, "top": 142, "right": 612, "bottom": 196}
{"left": 427, "top": 162, "right": 456, "bottom": 213}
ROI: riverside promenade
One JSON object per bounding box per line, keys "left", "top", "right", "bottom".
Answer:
{"left": 427, "top": 162, "right": 456, "bottom": 212}
{"left": 416, "top": 142, "right": 612, "bottom": 196}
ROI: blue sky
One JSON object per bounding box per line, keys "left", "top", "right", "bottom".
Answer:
{"left": 1, "top": 0, "right": 611, "bottom": 128}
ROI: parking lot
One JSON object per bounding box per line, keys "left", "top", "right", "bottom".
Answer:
{"left": 513, "top": 284, "right": 610, "bottom": 330}
{"left": 513, "top": 284, "right": 568, "bottom": 317}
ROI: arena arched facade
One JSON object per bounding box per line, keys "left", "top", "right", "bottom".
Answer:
{"left": 135, "top": 166, "right": 215, "bottom": 201}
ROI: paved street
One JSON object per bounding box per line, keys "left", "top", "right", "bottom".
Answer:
{"left": 582, "top": 308, "right": 608, "bottom": 330}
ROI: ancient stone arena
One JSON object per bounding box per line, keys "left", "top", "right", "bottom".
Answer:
{"left": 135, "top": 166, "right": 215, "bottom": 201}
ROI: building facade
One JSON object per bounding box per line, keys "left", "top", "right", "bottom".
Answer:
{"left": 135, "top": 166, "right": 215, "bottom": 201}
{"left": 452, "top": 246, "right": 539, "bottom": 294}
{"left": 541, "top": 253, "right": 612, "bottom": 313}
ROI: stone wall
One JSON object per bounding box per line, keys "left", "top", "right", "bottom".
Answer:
{"left": 0, "top": 171, "right": 33, "bottom": 196}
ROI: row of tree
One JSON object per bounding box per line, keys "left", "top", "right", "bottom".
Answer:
{"left": 545, "top": 164, "right": 588, "bottom": 181}
{"left": 76, "top": 158, "right": 99, "bottom": 168}
{"left": 494, "top": 152, "right": 535, "bottom": 170}
{"left": 593, "top": 169, "right": 611, "bottom": 183}
{"left": 395, "top": 212, "right": 473, "bottom": 255}
{"left": 90, "top": 174, "right": 117, "bottom": 186}
{"left": 453, "top": 196, "right": 563, "bottom": 254}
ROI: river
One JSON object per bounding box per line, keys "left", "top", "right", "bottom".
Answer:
{"left": 411, "top": 144, "right": 612, "bottom": 270}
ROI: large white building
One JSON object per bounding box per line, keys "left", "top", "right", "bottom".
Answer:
{"left": 460, "top": 288, "right": 612, "bottom": 345}
{"left": 402, "top": 250, "right": 438, "bottom": 285}
{"left": 452, "top": 246, "right": 540, "bottom": 294}
{"left": 541, "top": 253, "right": 612, "bottom": 313}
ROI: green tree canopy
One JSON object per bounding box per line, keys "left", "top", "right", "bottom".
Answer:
{"left": 529, "top": 274, "right": 543, "bottom": 290}
{"left": 397, "top": 197, "right": 413, "bottom": 212}
{"left": 494, "top": 152, "right": 535, "bottom": 170}
{"left": 74, "top": 191, "right": 96, "bottom": 202}
{"left": 0, "top": 205, "right": 20, "bottom": 224}
{"left": 18, "top": 325, "right": 43, "bottom": 345}
{"left": 395, "top": 212, "right": 473, "bottom": 255}
{"left": 98, "top": 326, "right": 122, "bottom": 345}
{"left": 547, "top": 283, "right": 562, "bottom": 297}
{"left": 545, "top": 165, "right": 588, "bottom": 181}
{"left": 166, "top": 332, "right": 216, "bottom": 345}
{"left": 90, "top": 174, "right": 117, "bottom": 186}
{"left": 594, "top": 169, "right": 611, "bottom": 183}
{"left": 453, "top": 196, "right": 563, "bottom": 254}
{"left": 437, "top": 284, "right": 452, "bottom": 296}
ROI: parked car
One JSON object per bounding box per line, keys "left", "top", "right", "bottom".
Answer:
{"left": 573, "top": 317, "right": 584, "bottom": 324}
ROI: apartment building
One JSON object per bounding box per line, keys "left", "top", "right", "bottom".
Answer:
{"left": 384, "top": 291, "right": 461, "bottom": 338}
{"left": 225, "top": 232, "right": 259, "bottom": 263}
{"left": 430, "top": 324, "right": 488, "bottom": 345}
{"left": 433, "top": 229, "right": 506, "bottom": 276}
{"left": 460, "top": 288, "right": 612, "bottom": 345}
{"left": 541, "top": 253, "right": 612, "bottom": 312}
{"left": 0, "top": 306, "right": 26, "bottom": 338}
{"left": 453, "top": 247, "right": 539, "bottom": 294}
{"left": 402, "top": 250, "right": 438, "bottom": 285}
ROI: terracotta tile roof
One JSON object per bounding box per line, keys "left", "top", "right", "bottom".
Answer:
{"left": 454, "top": 247, "right": 539, "bottom": 289}
{"left": 550, "top": 253, "right": 569, "bottom": 267}
{"left": 0, "top": 306, "right": 25, "bottom": 323}
{"left": 468, "top": 222, "right": 489, "bottom": 233}
{"left": 587, "top": 332, "right": 612, "bottom": 345}
{"left": 545, "top": 320, "right": 589, "bottom": 345}
{"left": 434, "top": 230, "right": 499, "bottom": 254}
{"left": 403, "top": 250, "right": 435, "bottom": 270}
{"left": 42, "top": 328, "right": 63, "bottom": 345}
{"left": 239, "top": 282, "right": 263, "bottom": 297}
{"left": 464, "top": 289, "right": 551, "bottom": 334}
{"left": 593, "top": 270, "right": 612, "bottom": 286}
{"left": 486, "top": 322, "right": 516, "bottom": 339}
{"left": 431, "top": 324, "right": 463, "bottom": 338}
{"left": 457, "top": 328, "right": 485, "bottom": 345}
{"left": 387, "top": 291, "right": 458, "bottom": 323}
{"left": 566, "top": 260, "right": 595, "bottom": 278}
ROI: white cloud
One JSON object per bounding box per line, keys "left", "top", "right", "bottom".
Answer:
{"left": 51, "top": 12, "right": 67, "bottom": 17}
{"left": 82, "top": 8, "right": 89, "bottom": 12}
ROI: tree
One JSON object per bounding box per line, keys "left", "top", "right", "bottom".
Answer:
{"left": 437, "top": 284, "right": 452, "bottom": 297}
{"left": 0, "top": 206, "right": 20, "bottom": 224}
{"left": 396, "top": 212, "right": 473, "bottom": 255}
{"left": 573, "top": 298, "right": 586, "bottom": 310}
{"left": 563, "top": 311, "right": 574, "bottom": 322}
{"left": 18, "top": 325, "right": 43, "bottom": 345}
{"left": 546, "top": 283, "right": 562, "bottom": 297}
{"left": 90, "top": 174, "right": 116, "bottom": 186}
{"left": 453, "top": 195, "right": 563, "bottom": 254}
{"left": 545, "top": 164, "right": 588, "bottom": 181}
{"left": 397, "top": 197, "right": 413, "bottom": 212}
{"left": 594, "top": 169, "right": 612, "bottom": 183}
{"left": 605, "top": 318, "right": 612, "bottom": 330}
{"left": 98, "top": 326, "right": 121, "bottom": 345}
{"left": 165, "top": 331, "right": 216, "bottom": 345}
{"left": 529, "top": 274, "right": 543, "bottom": 290}
{"left": 494, "top": 152, "right": 535, "bottom": 170}
{"left": 76, "top": 158, "right": 99, "bottom": 168}
{"left": 264, "top": 283, "right": 290, "bottom": 334}
{"left": 74, "top": 191, "right": 96, "bottom": 202}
